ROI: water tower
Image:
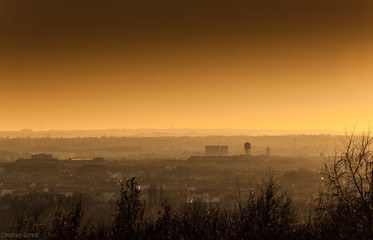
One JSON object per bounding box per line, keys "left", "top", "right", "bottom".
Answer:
{"left": 244, "top": 142, "right": 251, "bottom": 155}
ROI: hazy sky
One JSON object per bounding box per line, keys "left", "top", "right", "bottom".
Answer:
{"left": 1, "top": 0, "right": 373, "bottom": 131}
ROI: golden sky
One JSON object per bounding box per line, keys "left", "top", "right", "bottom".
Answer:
{"left": 1, "top": 0, "right": 373, "bottom": 131}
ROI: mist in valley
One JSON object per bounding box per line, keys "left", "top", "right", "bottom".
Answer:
{"left": 0, "top": 132, "right": 365, "bottom": 239}
{"left": 2, "top": 0, "right": 373, "bottom": 238}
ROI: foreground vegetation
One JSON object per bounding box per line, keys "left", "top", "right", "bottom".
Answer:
{"left": 7, "top": 133, "right": 373, "bottom": 239}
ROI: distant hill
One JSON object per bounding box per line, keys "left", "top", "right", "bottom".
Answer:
{"left": 0, "top": 128, "right": 345, "bottom": 138}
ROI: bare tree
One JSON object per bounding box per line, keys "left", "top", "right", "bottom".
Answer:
{"left": 315, "top": 131, "right": 373, "bottom": 239}
{"left": 239, "top": 171, "right": 296, "bottom": 240}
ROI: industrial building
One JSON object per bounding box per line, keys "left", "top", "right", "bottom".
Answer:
{"left": 188, "top": 142, "right": 255, "bottom": 161}
{"left": 205, "top": 145, "right": 228, "bottom": 156}
{"left": 16, "top": 153, "right": 58, "bottom": 164}
{"left": 15, "top": 153, "right": 105, "bottom": 165}
{"left": 68, "top": 157, "right": 105, "bottom": 164}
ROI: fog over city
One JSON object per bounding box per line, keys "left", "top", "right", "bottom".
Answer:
{"left": 1, "top": 0, "right": 373, "bottom": 239}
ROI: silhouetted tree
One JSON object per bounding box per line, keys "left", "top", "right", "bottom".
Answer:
{"left": 9, "top": 204, "right": 44, "bottom": 239}
{"left": 48, "top": 201, "right": 84, "bottom": 240}
{"left": 181, "top": 201, "right": 232, "bottom": 240}
{"left": 238, "top": 172, "right": 296, "bottom": 240}
{"left": 313, "top": 131, "right": 373, "bottom": 239}
{"left": 146, "top": 202, "right": 182, "bottom": 240}
{"left": 113, "top": 177, "right": 145, "bottom": 240}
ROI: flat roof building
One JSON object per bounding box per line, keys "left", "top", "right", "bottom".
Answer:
{"left": 15, "top": 154, "right": 105, "bottom": 165}
{"left": 205, "top": 145, "right": 228, "bottom": 156}
{"left": 16, "top": 153, "right": 58, "bottom": 164}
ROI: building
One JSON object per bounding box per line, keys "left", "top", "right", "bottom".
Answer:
{"left": 188, "top": 142, "right": 259, "bottom": 162}
{"left": 66, "top": 157, "right": 105, "bottom": 165}
{"left": 15, "top": 154, "right": 105, "bottom": 165}
{"left": 16, "top": 153, "right": 58, "bottom": 164}
{"left": 188, "top": 155, "right": 242, "bottom": 162}
{"left": 205, "top": 145, "right": 228, "bottom": 156}
{"left": 31, "top": 153, "right": 53, "bottom": 160}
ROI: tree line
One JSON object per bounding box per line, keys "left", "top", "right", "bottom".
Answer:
{"left": 8, "top": 133, "right": 373, "bottom": 239}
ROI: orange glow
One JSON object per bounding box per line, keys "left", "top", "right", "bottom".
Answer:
{"left": 1, "top": 0, "right": 373, "bottom": 132}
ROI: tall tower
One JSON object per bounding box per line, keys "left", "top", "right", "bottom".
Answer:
{"left": 266, "top": 146, "right": 271, "bottom": 157}
{"left": 244, "top": 142, "right": 251, "bottom": 155}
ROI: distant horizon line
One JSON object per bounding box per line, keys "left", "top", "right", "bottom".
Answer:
{"left": 1, "top": 128, "right": 344, "bottom": 131}
{"left": 0, "top": 128, "right": 363, "bottom": 135}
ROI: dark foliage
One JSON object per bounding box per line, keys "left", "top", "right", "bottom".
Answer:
{"left": 237, "top": 172, "right": 296, "bottom": 240}
{"left": 113, "top": 177, "right": 145, "bottom": 240}
{"left": 48, "top": 201, "right": 84, "bottom": 240}
{"left": 9, "top": 204, "right": 44, "bottom": 239}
